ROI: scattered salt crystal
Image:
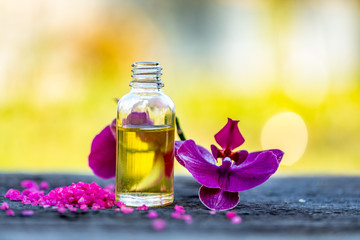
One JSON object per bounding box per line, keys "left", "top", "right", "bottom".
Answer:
{"left": 136, "top": 204, "right": 148, "bottom": 211}
{"left": 120, "top": 206, "right": 133, "bottom": 214}
{"left": 231, "top": 216, "right": 242, "bottom": 224}
{"left": 40, "top": 181, "right": 49, "bottom": 190}
{"left": 171, "top": 211, "right": 182, "bottom": 219}
{"left": 91, "top": 204, "right": 101, "bottom": 210}
{"left": 116, "top": 201, "right": 125, "bottom": 208}
{"left": 148, "top": 210, "right": 158, "bottom": 219}
{"left": 181, "top": 214, "right": 193, "bottom": 224}
{"left": 209, "top": 210, "right": 216, "bottom": 215}
{"left": 58, "top": 207, "right": 66, "bottom": 213}
{"left": 174, "top": 205, "right": 185, "bottom": 214}
{"left": 299, "top": 199, "right": 306, "bottom": 203}
{"left": 80, "top": 204, "right": 89, "bottom": 211}
{"left": 226, "top": 211, "right": 236, "bottom": 219}
{"left": 152, "top": 219, "right": 167, "bottom": 231}
{"left": 6, "top": 209, "right": 15, "bottom": 216}
{"left": 22, "top": 210, "right": 34, "bottom": 216}
{"left": 104, "top": 183, "right": 115, "bottom": 191}
{"left": 21, "top": 180, "right": 38, "bottom": 189}
{"left": 114, "top": 208, "right": 121, "bottom": 212}
{"left": 0, "top": 202, "right": 9, "bottom": 210}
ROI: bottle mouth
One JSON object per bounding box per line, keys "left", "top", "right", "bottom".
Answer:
{"left": 131, "top": 62, "right": 163, "bottom": 79}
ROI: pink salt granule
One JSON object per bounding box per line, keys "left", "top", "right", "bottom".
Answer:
{"left": 152, "top": 219, "right": 167, "bottom": 231}
{"left": 4, "top": 189, "right": 22, "bottom": 201}
{"left": 40, "top": 181, "right": 49, "bottom": 190}
{"left": 231, "top": 216, "right": 242, "bottom": 224}
{"left": 114, "top": 208, "right": 121, "bottom": 212}
{"left": 22, "top": 210, "right": 34, "bottom": 216}
{"left": 209, "top": 210, "right": 216, "bottom": 215}
{"left": 136, "top": 204, "right": 148, "bottom": 211}
{"left": 120, "top": 206, "right": 133, "bottom": 214}
{"left": 6, "top": 209, "right": 15, "bottom": 216}
{"left": 80, "top": 204, "right": 89, "bottom": 211}
{"left": 115, "top": 201, "right": 125, "bottom": 208}
{"left": 174, "top": 205, "right": 185, "bottom": 214}
{"left": 1, "top": 202, "right": 9, "bottom": 210}
{"left": 171, "top": 211, "right": 182, "bottom": 219}
{"left": 182, "top": 214, "right": 193, "bottom": 224}
{"left": 148, "top": 210, "right": 158, "bottom": 219}
{"left": 104, "top": 183, "right": 115, "bottom": 191}
{"left": 21, "top": 180, "right": 38, "bottom": 189}
{"left": 226, "top": 211, "right": 236, "bottom": 219}
{"left": 58, "top": 207, "right": 66, "bottom": 213}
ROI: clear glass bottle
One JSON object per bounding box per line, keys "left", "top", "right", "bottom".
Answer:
{"left": 116, "top": 62, "right": 175, "bottom": 207}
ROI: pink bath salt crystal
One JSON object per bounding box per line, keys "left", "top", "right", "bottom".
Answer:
{"left": 136, "top": 204, "right": 148, "bottom": 211}
{"left": 226, "top": 211, "right": 236, "bottom": 219}
{"left": 58, "top": 207, "right": 66, "bottom": 213}
{"left": 231, "top": 216, "right": 242, "bottom": 224}
{"left": 182, "top": 214, "right": 193, "bottom": 224}
{"left": 104, "top": 183, "right": 115, "bottom": 191}
{"left": 4, "top": 189, "right": 21, "bottom": 200}
{"left": 148, "top": 210, "right": 158, "bottom": 219}
{"left": 171, "top": 211, "right": 182, "bottom": 219}
{"left": 120, "top": 206, "right": 134, "bottom": 214}
{"left": 6, "top": 209, "right": 15, "bottom": 216}
{"left": 209, "top": 210, "right": 216, "bottom": 215}
{"left": 77, "top": 197, "right": 88, "bottom": 205}
{"left": 21, "top": 180, "right": 38, "bottom": 189}
{"left": 114, "top": 208, "right": 121, "bottom": 212}
{"left": 105, "top": 200, "right": 114, "bottom": 208}
{"left": 91, "top": 203, "right": 101, "bottom": 210}
{"left": 174, "top": 205, "right": 185, "bottom": 214}
{"left": 40, "top": 181, "right": 49, "bottom": 190}
{"left": 152, "top": 219, "right": 167, "bottom": 231}
{"left": 22, "top": 210, "right": 34, "bottom": 216}
{"left": 43, "top": 205, "right": 51, "bottom": 208}
{"left": 80, "top": 204, "right": 89, "bottom": 211}
{"left": 1, "top": 202, "right": 9, "bottom": 210}
{"left": 22, "top": 197, "right": 32, "bottom": 205}
{"left": 115, "top": 201, "right": 125, "bottom": 208}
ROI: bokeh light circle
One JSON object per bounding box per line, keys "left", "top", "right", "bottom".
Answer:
{"left": 261, "top": 112, "right": 308, "bottom": 166}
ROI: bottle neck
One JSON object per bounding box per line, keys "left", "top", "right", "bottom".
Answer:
{"left": 130, "top": 62, "right": 164, "bottom": 91}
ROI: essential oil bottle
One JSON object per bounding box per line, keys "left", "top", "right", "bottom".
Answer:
{"left": 116, "top": 62, "right": 175, "bottom": 207}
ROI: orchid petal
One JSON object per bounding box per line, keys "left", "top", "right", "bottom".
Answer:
{"left": 210, "top": 144, "right": 220, "bottom": 160}
{"left": 232, "top": 150, "right": 248, "bottom": 165}
{"left": 214, "top": 118, "right": 245, "bottom": 150}
{"left": 223, "top": 151, "right": 282, "bottom": 192}
{"left": 88, "top": 126, "right": 116, "bottom": 179}
{"left": 199, "top": 186, "right": 239, "bottom": 211}
{"left": 177, "top": 140, "right": 220, "bottom": 188}
{"left": 174, "top": 141, "right": 185, "bottom": 167}
{"left": 123, "top": 111, "right": 153, "bottom": 126}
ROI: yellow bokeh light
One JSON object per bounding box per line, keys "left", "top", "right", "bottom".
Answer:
{"left": 261, "top": 112, "right": 308, "bottom": 166}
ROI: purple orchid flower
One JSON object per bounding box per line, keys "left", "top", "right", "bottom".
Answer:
{"left": 174, "top": 118, "right": 284, "bottom": 211}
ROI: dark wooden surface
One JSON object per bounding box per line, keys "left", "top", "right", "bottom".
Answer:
{"left": 0, "top": 174, "right": 360, "bottom": 240}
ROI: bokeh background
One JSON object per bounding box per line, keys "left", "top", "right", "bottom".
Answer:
{"left": 0, "top": 0, "right": 359, "bottom": 175}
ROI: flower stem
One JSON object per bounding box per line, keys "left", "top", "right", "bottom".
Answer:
{"left": 176, "top": 117, "right": 186, "bottom": 141}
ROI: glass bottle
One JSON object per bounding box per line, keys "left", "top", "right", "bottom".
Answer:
{"left": 116, "top": 62, "right": 175, "bottom": 207}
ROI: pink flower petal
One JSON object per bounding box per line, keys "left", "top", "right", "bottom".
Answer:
{"left": 177, "top": 140, "right": 220, "bottom": 188}
{"left": 226, "top": 211, "right": 236, "bottom": 219}
{"left": 136, "top": 204, "right": 148, "bottom": 211}
{"left": 148, "top": 210, "right": 158, "bottom": 219}
{"left": 214, "top": 118, "right": 245, "bottom": 150}
{"left": 152, "top": 219, "right": 167, "bottom": 231}
{"left": 6, "top": 209, "right": 15, "bottom": 216}
{"left": 199, "top": 186, "right": 239, "bottom": 211}
{"left": 88, "top": 125, "right": 116, "bottom": 179}
{"left": 231, "top": 216, "right": 242, "bottom": 224}
{"left": 22, "top": 210, "right": 34, "bottom": 216}
{"left": 109, "top": 119, "right": 116, "bottom": 139}
{"left": 0, "top": 202, "right": 9, "bottom": 210}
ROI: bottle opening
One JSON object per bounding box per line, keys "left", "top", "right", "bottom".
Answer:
{"left": 131, "top": 62, "right": 163, "bottom": 80}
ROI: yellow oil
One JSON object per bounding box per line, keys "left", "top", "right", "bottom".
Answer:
{"left": 116, "top": 126, "right": 174, "bottom": 206}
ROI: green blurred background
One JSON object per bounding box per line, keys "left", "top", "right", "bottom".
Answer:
{"left": 0, "top": 0, "right": 359, "bottom": 175}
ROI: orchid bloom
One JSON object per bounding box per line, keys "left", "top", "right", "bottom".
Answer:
{"left": 174, "top": 118, "right": 284, "bottom": 211}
